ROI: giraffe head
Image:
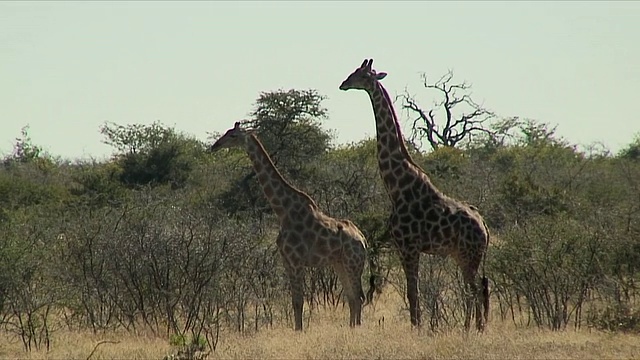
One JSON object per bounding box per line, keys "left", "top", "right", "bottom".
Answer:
{"left": 209, "top": 121, "right": 254, "bottom": 152}
{"left": 339, "top": 58, "right": 387, "bottom": 92}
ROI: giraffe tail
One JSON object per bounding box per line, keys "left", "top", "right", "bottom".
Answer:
{"left": 482, "top": 275, "right": 489, "bottom": 324}
{"left": 481, "top": 221, "right": 490, "bottom": 324}
{"left": 349, "top": 223, "right": 377, "bottom": 307}
{"left": 364, "top": 272, "right": 374, "bottom": 306}
{"left": 363, "top": 257, "right": 378, "bottom": 307}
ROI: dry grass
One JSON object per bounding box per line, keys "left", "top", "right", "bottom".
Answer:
{"left": 1, "top": 291, "right": 638, "bottom": 360}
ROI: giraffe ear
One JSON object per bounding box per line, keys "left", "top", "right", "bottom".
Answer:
{"left": 376, "top": 72, "right": 387, "bottom": 80}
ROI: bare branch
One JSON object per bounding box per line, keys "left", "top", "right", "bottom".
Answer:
{"left": 86, "top": 340, "right": 120, "bottom": 360}
{"left": 400, "top": 93, "right": 443, "bottom": 150}
{"left": 401, "top": 69, "right": 497, "bottom": 151}
{"left": 446, "top": 94, "right": 470, "bottom": 109}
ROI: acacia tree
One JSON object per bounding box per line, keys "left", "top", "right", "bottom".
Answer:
{"left": 99, "top": 121, "right": 206, "bottom": 189}
{"left": 215, "top": 89, "right": 333, "bottom": 217}
{"left": 245, "top": 88, "right": 332, "bottom": 172}
{"left": 399, "top": 70, "right": 496, "bottom": 151}
{"left": 619, "top": 133, "right": 640, "bottom": 160}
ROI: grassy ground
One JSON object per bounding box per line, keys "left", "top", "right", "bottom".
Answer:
{"left": 1, "top": 291, "right": 638, "bottom": 360}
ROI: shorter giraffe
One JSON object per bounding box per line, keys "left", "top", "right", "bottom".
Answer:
{"left": 210, "top": 121, "right": 372, "bottom": 331}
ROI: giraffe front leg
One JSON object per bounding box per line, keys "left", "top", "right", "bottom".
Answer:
{"left": 401, "top": 252, "right": 421, "bottom": 327}
{"left": 285, "top": 265, "right": 305, "bottom": 331}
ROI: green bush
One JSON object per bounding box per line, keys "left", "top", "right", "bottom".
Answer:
{"left": 589, "top": 303, "right": 640, "bottom": 333}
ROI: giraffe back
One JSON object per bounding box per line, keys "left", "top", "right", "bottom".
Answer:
{"left": 279, "top": 207, "right": 367, "bottom": 268}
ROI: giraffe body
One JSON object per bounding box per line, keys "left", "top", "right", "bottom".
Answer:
{"left": 210, "top": 122, "right": 369, "bottom": 331}
{"left": 340, "top": 59, "right": 489, "bottom": 331}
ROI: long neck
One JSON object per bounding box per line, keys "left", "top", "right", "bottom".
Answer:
{"left": 367, "top": 81, "right": 444, "bottom": 200}
{"left": 375, "top": 82, "right": 417, "bottom": 164}
{"left": 368, "top": 82, "right": 421, "bottom": 175}
{"left": 245, "top": 134, "right": 316, "bottom": 217}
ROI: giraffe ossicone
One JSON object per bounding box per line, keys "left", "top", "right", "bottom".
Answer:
{"left": 340, "top": 58, "right": 490, "bottom": 332}
{"left": 209, "top": 121, "right": 374, "bottom": 331}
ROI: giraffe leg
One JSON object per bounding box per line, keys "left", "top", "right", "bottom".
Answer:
{"left": 400, "top": 252, "right": 421, "bottom": 327}
{"left": 476, "top": 276, "right": 487, "bottom": 332}
{"left": 462, "top": 270, "right": 484, "bottom": 332}
{"left": 461, "top": 273, "right": 473, "bottom": 332}
{"left": 334, "top": 264, "right": 363, "bottom": 327}
{"left": 285, "top": 264, "right": 305, "bottom": 331}
{"left": 481, "top": 276, "right": 490, "bottom": 329}
{"left": 351, "top": 271, "right": 364, "bottom": 326}
{"left": 353, "top": 250, "right": 366, "bottom": 326}
{"left": 348, "top": 296, "right": 361, "bottom": 328}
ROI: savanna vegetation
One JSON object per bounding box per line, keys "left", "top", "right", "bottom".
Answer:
{"left": 1, "top": 73, "right": 639, "bottom": 359}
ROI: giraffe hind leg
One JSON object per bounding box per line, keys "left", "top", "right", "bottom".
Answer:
{"left": 348, "top": 297, "right": 361, "bottom": 327}
{"left": 482, "top": 275, "right": 489, "bottom": 328}
{"left": 470, "top": 270, "right": 488, "bottom": 332}
{"left": 463, "top": 281, "right": 473, "bottom": 332}
{"left": 460, "top": 267, "right": 478, "bottom": 332}
{"left": 334, "top": 264, "right": 363, "bottom": 327}
{"left": 474, "top": 277, "right": 484, "bottom": 332}
{"left": 478, "top": 276, "right": 489, "bottom": 331}
{"left": 462, "top": 271, "right": 485, "bottom": 333}
{"left": 353, "top": 272, "right": 364, "bottom": 326}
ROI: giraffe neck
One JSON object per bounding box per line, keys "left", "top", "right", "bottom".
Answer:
{"left": 367, "top": 81, "right": 439, "bottom": 195}
{"left": 245, "top": 134, "right": 316, "bottom": 217}
{"left": 372, "top": 82, "right": 416, "bottom": 165}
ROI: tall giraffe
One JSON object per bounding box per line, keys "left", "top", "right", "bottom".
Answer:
{"left": 209, "top": 121, "right": 372, "bottom": 331}
{"left": 339, "top": 59, "right": 490, "bottom": 331}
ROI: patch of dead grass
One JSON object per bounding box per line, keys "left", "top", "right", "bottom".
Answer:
{"left": 1, "top": 291, "right": 638, "bottom": 359}
{"left": 212, "top": 320, "right": 639, "bottom": 360}
{"left": 0, "top": 330, "right": 171, "bottom": 360}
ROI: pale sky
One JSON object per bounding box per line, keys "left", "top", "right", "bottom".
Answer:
{"left": 1, "top": 1, "right": 639, "bottom": 160}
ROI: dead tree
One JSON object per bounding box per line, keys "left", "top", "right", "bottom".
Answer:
{"left": 399, "top": 69, "right": 496, "bottom": 151}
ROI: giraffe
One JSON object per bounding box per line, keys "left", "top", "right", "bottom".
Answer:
{"left": 209, "top": 121, "right": 372, "bottom": 331}
{"left": 339, "top": 59, "right": 490, "bottom": 331}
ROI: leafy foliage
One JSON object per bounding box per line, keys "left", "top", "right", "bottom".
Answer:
{"left": 100, "top": 121, "right": 207, "bottom": 189}
{"left": 618, "top": 132, "right": 640, "bottom": 160}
